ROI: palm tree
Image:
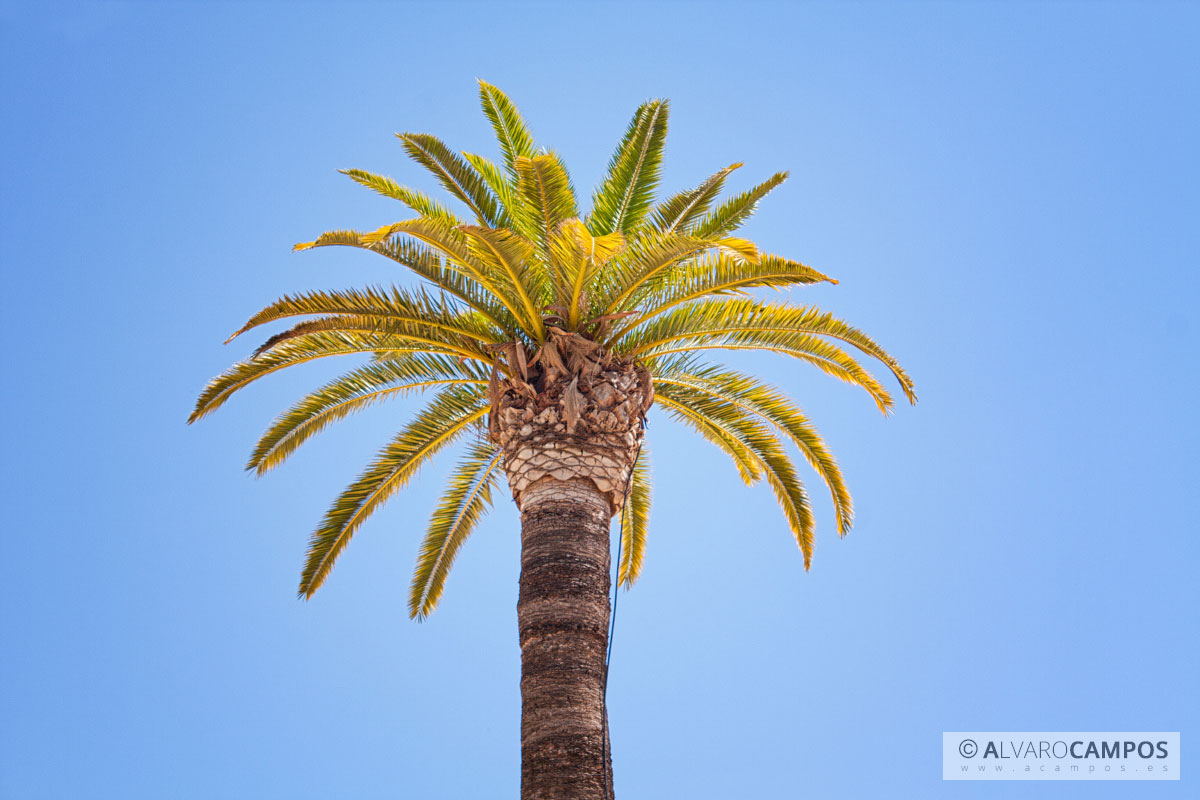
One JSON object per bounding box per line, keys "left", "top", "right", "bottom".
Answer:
{"left": 190, "top": 81, "right": 915, "bottom": 799}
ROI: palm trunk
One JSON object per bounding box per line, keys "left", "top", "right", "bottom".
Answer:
{"left": 518, "top": 478, "right": 614, "bottom": 799}
{"left": 488, "top": 332, "right": 652, "bottom": 799}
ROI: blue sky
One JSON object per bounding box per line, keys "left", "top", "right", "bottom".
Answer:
{"left": 2, "top": 1, "right": 1197, "bottom": 797}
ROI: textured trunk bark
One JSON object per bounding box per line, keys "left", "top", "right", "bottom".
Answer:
{"left": 518, "top": 478, "right": 614, "bottom": 800}
{"left": 488, "top": 333, "right": 650, "bottom": 798}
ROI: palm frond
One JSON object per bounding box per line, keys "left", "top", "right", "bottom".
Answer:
{"left": 656, "top": 381, "right": 815, "bottom": 567}
{"left": 346, "top": 234, "right": 517, "bottom": 334}
{"left": 249, "top": 354, "right": 488, "bottom": 475}
{"left": 298, "top": 385, "right": 489, "bottom": 598}
{"left": 652, "top": 394, "right": 761, "bottom": 485}
{"left": 189, "top": 331, "right": 454, "bottom": 423}
{"left": 515, "top": 152, "right": 578, "bottom": 283}
{"left": 595, "top": 231, "right": 729, "bottom": 317}
{"left": 608, "top": 252, "right": 836, "bottom": 342}
{"left": 546, "top": 219, "right": 626, "bottom": 327}
{"left": 248, "top": 314, "right": 494, "bottom": 365}
{"left": 588, "top": 100, "right": 669, "bottom": 235}
{"left": 623, "top": 298, "right": 916, "bottom": 404}
{"left": 646, "top": 339, "right": 894, "bottom": 414}
{"left": 395, "top": 133, "right": 500, "bottom": 226}
{"left": 652, "top": 162, "right": 742, "bottom": 232}
{"left": 462, "top": 152, "right": 518, "bottom": 230}
{"left": 338, "top": 169, "right": 460, "bottom": 224}
{"left": 617, "top": 445, "right": 651, "bottom": 588}
{"left": 655, "top": 364, "right": 852, "bottom": 535}
{"left": 457, "top": 225, "right": 542, "bottom": 336}
{"left": 353, "top": 218, "right": 533, "bottom": 330}
{"left": 477, "top": 80, "right": 537, "bottom": 177}
{"left": 292, "top": 229, "right": 363, "bottom": 251}
{"left": 409, "top": 437, "right": 503, "bottom": 619}
{"left": 225, "top": 286, "right": 506, "bottom": 348}
{"left": 689, "top": 171, "right": 788, "bottom": 237}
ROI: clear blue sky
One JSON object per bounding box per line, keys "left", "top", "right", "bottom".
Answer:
{"left": 2, "top": 1, "right": 1197, "bottom": 797}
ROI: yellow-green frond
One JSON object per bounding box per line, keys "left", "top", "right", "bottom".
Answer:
{"left": 617, "top": 445, "right": 651, "bottom": 588}
{"left": 607, "top": 253, "right": 836, "bottom": 343}
{"left": 409, "top": 437, "right": 503, "bottom": 619}
{"left": 646, "top": 339, "right": 894, "bottom": 414}
{"left": 653, "top": 391, "right": 762, "bottom": 486}
{"left": 338, "top": 169, "right": 460, "bottom": 224}
{"left": 396, "top": 133, "right": 500, "bottom": 226}
{"left": 689, "top": 171, "right": 788, "bottom": 238}
{"left": 298, "top": 385, "right": 489, "bottom": 598}
{"left": 546, "top": 219, "right": 625, "bottom": 328}
{"left": 225, "top": 286, "right": 506, "bottom": 348}
{"left": 457, "top": 225, "right": 542, "bottom": 336}
{"left": 624, "top": 298, "right": 916, "bottom": 404}
{"left": 357, "top": 218, "right": 533, "bottom": 329}
{"left": 588, "top": 99, "right": 669, "bottom": 236}
{"left": 477, "top": 80, "right": 537, "bottom": 177}
{"left": 655, "top": 364, "right": 853, "bottom": 536}
{"left": 249, "top": 354, "right": 489, "bottom": 475}
{"left": 247, "top": 314, "right": 495, "bottom": 366}
{"left": 656, "top": 380, "right": 814, "bottom": 566}
{"left": 596, "top": 231, "right": 726, "bottom": 316}
{"left": 294, "top": 229, "right": 362, "bottom": 251}
{"left": 463, "top": 152, "right": 518, "bottom": 230}
{"left": 305, "top": 218, "right": 473, "bottom": 267}
{"left": 652, "top": 163, "right": 742, "bottom": 232}
{"left": 515, "top": 153, "right": 578, "bottom": 276}
{"left": 759, "top": 441, "right": 816, "bottom": 569}
{"left": 188, "top": 331, "right": 454, "bottom": 424}
{"left": 366, "top": 234, "right": 518, "bottom": 334}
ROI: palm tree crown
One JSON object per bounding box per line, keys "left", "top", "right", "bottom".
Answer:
{"left": 190, "top": 81, "right": 915, "bottom": 618}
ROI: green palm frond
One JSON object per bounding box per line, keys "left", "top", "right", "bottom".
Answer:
{"left": 224, "top": 286, "right": 506, "bottom": 348}
{"left": 298, "top": 385, "right": 489, "bottom": 598}
{"left": 688, "top": 171, "right": 788, "bottom": 237}
{"left": 291, "top": 229, "right": 363, "bottom": 250}
{"left": 309, "top": 233, "right": 518, "bottom": 334}
{"left": 620, "top": 298, "right": 916, "bottom": 404}
{"left": 190, "top": 331, "right": 455, "bottom": 423}
{"left": 353, "top": 217, "right": 533, "bottom": 331}
{"left": 646, "top": 339, "right": 894, "bottom": 414}
{"left": 655, "top": 381, "right": 815, "bottom": 565}
{"left": 617, "top": 445, "right": 651, "bottom": 588}
{"left": 607, "top": 253, "right": 836, "bottom": 342}
{"left": 247, "top": 315, "right": 495, "bottom": 365}
{"left": 652, "top": 393, "right": 762, "bottom": 485}
{"left": 588, "top": 99, "right": 668, "bottom": 236}
{"left": 655, "top": 363, "right": 852, "bottom": 535}
{"left": 457, "top": 225, "right": 542, "bottom": 336}
{"left": 515, "top": 152, "right": 578, "bottom": 278}
{"left": 477, "top": 80, "right": 537, "bottom": 177}
{"left": 595, "top": 231, "right": 733, "bottom": 316}
{"left": 338, "top": 169, "right": 460, "bottom": 224}
{"left": 249, "top": 354, "right": 489, "bottom": 475}
{"left": 463, "top": 152, "right": 518, "bottom": 230}
{"left": 396, "top": 133, "right": 500, "bottom": 226}
{"left": 757, "top": 437, "right": 816, "bottom": 569}
{"left": 409, "top": 437, "right": 503, "bottom": 619}
{"left": 651, "top": 162, "right": 742, "bottom": 233}
{"left": 547, "top": 219, "right": 626, "bottom": 327}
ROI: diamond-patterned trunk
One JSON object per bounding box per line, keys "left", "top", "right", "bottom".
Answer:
{"left": 489, "top": 331, "right": 651, "bottom": 799}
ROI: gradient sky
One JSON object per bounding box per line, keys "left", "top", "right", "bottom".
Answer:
{"left": 2, "top": 2, "right": 1197, "bottom": 798}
